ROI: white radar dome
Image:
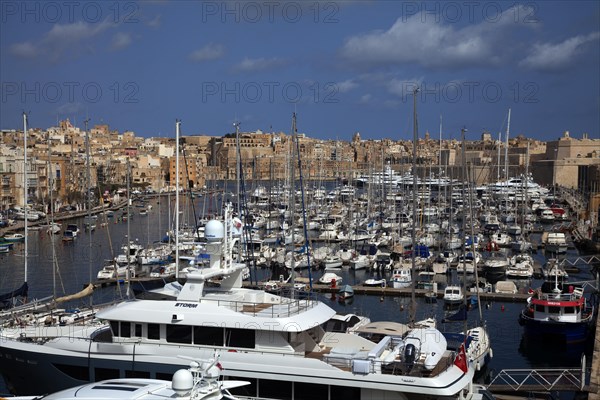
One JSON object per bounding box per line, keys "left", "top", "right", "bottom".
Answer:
{"left": 171, "top": 369, "right": 193, "bottom": 396}
{"left": 204, "top": 220, "right": 224, "bottom": 242}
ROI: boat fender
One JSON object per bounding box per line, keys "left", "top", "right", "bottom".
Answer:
{"left": 476, "top": 361, "right": 481, "bottom": 371}
{"left": 489, "top": 348, "right": 493, "bottom": 358}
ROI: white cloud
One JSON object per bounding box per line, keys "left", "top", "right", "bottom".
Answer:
{"left": 111, "top": 32, "right": 132, "bottom": 51}
{"left": 146, "top": 14, "right": 162, "bottom": 28}
{"left": 10, "top": 20, "right": 114, "bottom": 61}
{"left": 233, "top": 57, "right": 287, "bottom": 72}
{"left": 388, "top": 77, "right": 424, "bottom": 98}
{"left": 9, "top": 42, "right": 37, "bottom": 58}
{"left": 519, "top": 32, "right": 600, "bottom": 72}
{"left": 337, "top": 79, "right": 358, "bottom": 93}
{"left": 189, "top": 43, "right": 225, "bottom": 62}
{"left": 359, "top": 94, "right": 372, "bottom": 104}
{"left": 340, "top": 4, "right": 534, "bottom": 69}
{"left": 56, "top": 102, "right": 84, "bottom": 115}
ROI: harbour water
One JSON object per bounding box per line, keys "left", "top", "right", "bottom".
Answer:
{"left": 0, "top": 189, "right": 597, "bottom": 396}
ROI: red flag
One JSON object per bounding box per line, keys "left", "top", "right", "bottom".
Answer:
{"left": 454, "top": 343, "right": 468, "bottom": 373}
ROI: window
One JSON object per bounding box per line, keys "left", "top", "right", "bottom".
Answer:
{"left": 548, "top": 306, "right": 560, "bottom": 314}
{"left": 535, "top": 304, "right": 545, "bottom": 312}
{"left": 563, "top": 307, "right": 575, "bottom": 314}
{"left": 126, "top": 370, "right": 150, "bottom": 378}
{"left": 226, "top": 328, "right": 255, "bottom": 349}
{"left": 167, "top": 324, "right": 192, "bottom": 344}
{"left": 294, "top": 382, "right": 328, "bottom": 400}
{"left": 193, "top": 326, "right": 222, "bottom": 346}
{"left": 110, "top": 321, "right": 119, "bottom": 336}
{"left": 121, "top": 322, "right": 131, "bottom": 338}
{"left": 147, "top": 324, "right": 160, "bottom": 340}
{"left": 259, "top": 379, "right": 292, "bottom": 400}
{"left": 53, "top": 363, "right": 89, "bottom": 381}
{"left": 331, "top": 385, "right": 360, "bottom": 398}
{"left": 95, "top": 367, "right": 120, "bottom": 381}
{"left": 134, "top": 324, "right": 142, "bottom": 337}
{"left": 156, "top": 372, "right": 173, "bottom": 381}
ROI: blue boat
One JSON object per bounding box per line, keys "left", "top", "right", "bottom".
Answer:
{"left": 337, "top": 284, "right": 354, "bottom": 300}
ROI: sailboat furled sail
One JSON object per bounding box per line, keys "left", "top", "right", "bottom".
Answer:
{"left": 0, "top": 283, "right": 29, "bottom": 309}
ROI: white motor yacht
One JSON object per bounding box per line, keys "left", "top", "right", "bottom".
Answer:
{"left": 0, "top": 207, "right": 478, "bottom": 400}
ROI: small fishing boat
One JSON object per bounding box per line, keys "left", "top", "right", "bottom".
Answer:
{"left": 443, "top": 285, "right": 464, "bottom": 306}
{"left": 519, "top": 286, "right": 595, "bottom": 343}
{"left": 390, "top": 267, "right": 412, "bottom": 289}
{"left": 3, "top": 233, "right": 25, "bottom": 242}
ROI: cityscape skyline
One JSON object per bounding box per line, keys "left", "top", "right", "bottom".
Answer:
{"left": 1, "top": 1, "right": 599, "bottom": 141}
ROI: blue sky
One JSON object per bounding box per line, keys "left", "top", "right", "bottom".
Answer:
{"left": 1, "top": 1, "right": 599, "bottom": 142}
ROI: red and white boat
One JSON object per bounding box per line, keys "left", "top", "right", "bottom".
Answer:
{"left": 519, "top": 286, "right": 595, "bottom": 343}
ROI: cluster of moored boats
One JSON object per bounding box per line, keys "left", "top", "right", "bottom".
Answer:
{"left": 0, "top": 171, "right": 597, "bottom": 400}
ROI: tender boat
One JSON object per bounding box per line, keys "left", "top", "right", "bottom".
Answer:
{"left": 318, "top": 272, "right": 343, "bottom": 285}
{"left": 363, "top": 277, "right": 387, "bottom": 287}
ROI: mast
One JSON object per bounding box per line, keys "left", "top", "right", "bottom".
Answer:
{"left": 175, "top": 120, "right": 181, "bottom": 279}
{"left": 438, "top": 114, "right": 443, "bottom": 182}
{"left": 409, "top": 87, "right": 419, "bottom": 325}
{"left": 23, "top": 112, "right": 28, "bottom": 288}
{"left": 460, "top": 127, "right": 469, "bottom": 334}
{"left": 84, "top": 118, "right": 92, "bottom": 298}
{"left": 126, "top": 158, "right": 132, "bottom": 298}
{"left": 504, "top": 108, "right": 511, "bottom": 181}
{"left": 496, "top": 132, "right": 501, "bottom": 181}
{"left": 292, "top": 112, "right": 313, "bottom": 290}
{"left": 289, "top": 117, "right": 296, "bottom": 283}
{"left": 235, "top": 122, "right": 241, "bottom": 217}
{"left": 46, "top": 132, "right": 57, "bottom": 300}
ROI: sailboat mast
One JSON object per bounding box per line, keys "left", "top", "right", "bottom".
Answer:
{"left": 438, "top": 114, "right": 442, "bottom": 181}
{"left": 235, "top": 122, "right": 241, "bottom": 217}
{"left": 410, "top": 87, "right": 419, "bottom": 325}
{"left": 504, "top": 108, "right": 511, "bottom": 181}
{"left": 47, "top": 133, "right": 57, "bottom": 300}
{"left": 84, "top": 118, "right": 92, "bottom": 294}
{"left": 460, "top": 127, "right": 469, "bottom": 334}
{"left": 289, "top": 116, "right": 297, "bottom": 280}
{"left": 23, "top": 112, "right": 28, "bottom": 287}
{"left": 175, "top": 120, "right": 181, "bottom": 279}
{"left": 497, "top": 132, "right": 501, "bottom": 181}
